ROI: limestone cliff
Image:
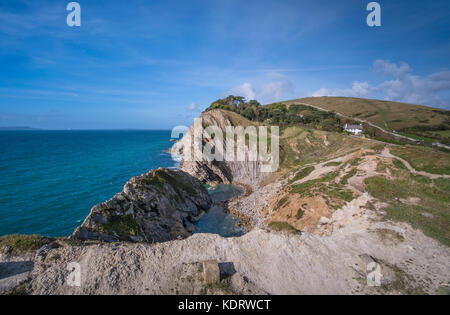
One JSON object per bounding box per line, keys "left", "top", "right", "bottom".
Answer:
{"left": 172, "top": 109, "right": 272, "bottom": 187}
{"left": 72, "top": 168, "right": 212, "bottom": 243}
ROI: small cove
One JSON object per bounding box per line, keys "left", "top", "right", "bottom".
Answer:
{"left": 193, "top": 184, "right": 246, "bottom": 237}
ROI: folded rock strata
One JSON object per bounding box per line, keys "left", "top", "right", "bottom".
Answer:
{"left": 172, "top": 109, "right": 272, "bottom": 187}
{"left": 72, "top": 168, "right": 212, "bottom": 243}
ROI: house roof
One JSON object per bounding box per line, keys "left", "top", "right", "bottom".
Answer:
{"left": 344, "top": 124, "right": 363, "bottom": 130}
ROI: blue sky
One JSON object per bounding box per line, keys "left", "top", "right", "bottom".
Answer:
{"left": 0, "top": 0, "right": 449, "bottom": 129}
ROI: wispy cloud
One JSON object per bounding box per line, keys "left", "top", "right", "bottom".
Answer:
{"left": 312, "top": 81, "right": 372, "bottom": 98}
{"left": 231, "top": 72, "right": 294, "bottom": 103}
{"left": 312, "top": 60, "right": 450, "bottom": 108}
{"left": 231, "top": 83, "right": 256, "bottom": 101}
{"left": 188, "top": 102, "right": 197, "bottom": 111}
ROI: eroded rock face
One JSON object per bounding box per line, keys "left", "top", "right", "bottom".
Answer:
{"left": 172, "top": 109, "right": 271, "bottom": 187}
{"left": 72, "top": 168, "right": 212, "bottom": 243}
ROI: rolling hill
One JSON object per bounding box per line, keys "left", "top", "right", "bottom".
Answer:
{"left": 283, "top": 97, "right": 450, "bottom": 144}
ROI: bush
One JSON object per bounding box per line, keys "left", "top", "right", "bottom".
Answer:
{"left": 204, "top": 97, "right": 343, "bottom": 131}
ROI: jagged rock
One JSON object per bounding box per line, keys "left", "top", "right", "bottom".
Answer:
{"left": 72, "top": 168, "right": 212, "bottom": 243}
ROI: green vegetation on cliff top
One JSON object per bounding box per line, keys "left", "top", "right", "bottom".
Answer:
{"left": 205, "top": 95, "right": 343, "bottom": 132}
{"left": 0, "top": 234, "right": 53, "bottom": 254}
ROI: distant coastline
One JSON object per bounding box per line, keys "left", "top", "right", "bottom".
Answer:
{"left": 0, "top": 126, "right": 41, "bottom": 131}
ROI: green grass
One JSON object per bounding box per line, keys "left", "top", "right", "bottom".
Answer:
{"left": 57, "top": 238, "right": 83, "bottom": 247}
{"left": 436, "top": 286, "right": 450, "bottom": 295}
{"left": 392, "top": 159, "right": 407, "bottom": 170}
{"left": 365, "top": 173, "right": 450, "bottom": 246}
{"left": 289, "top": 166, "right": 314, "bottom": 183}
{"left": 340, "top": 168, "right": 358, "bottom": 185}
{"left": 99, "top": 214, "right": 144, "bottom": 239}
{"left": 372, "top": 136, "right": 406, "bottom": 145}
{"left": 327, "top": 184, "right": 355, "bottom": 202}
{"left": 398, "top": 132, "right": 435, "bottom": 144}
{"left": 275, "top": 196, "right": 289, "bottom": 211}
{"left": 324, "top": 161, "right": 341, "bottom": 167}
{"left": 6, "top": 284, "right": 28, "bottom": 295}
{"left": 0, "top": 234, "right": 53, "bottom": 254}
{"left": 411, "top": 174, "right": 432, "bottom": 184}
{"left": 379, "top": 262, "right": 425, "bottom": 295}
{"left": 431, "top": 130, "right": 450, "bottom": 137}
{"left": 201, "top": 278, "right": 236, "bottom": 295}
{"left": 434, "top": 178, "right": 450, "bottom": 193}
{"left": 390, "top": 145, "right": 450, "bottom": 175}
{"left": 392, "top": 159, "right": 439, "bottom": 185}
{"left": 348, "top": 157, "right": 362, "bottom": 166}
{"left": 290, "top": 168, "right": 354, "bottom": 209}
{"left": 291, "top": 170, "right": 340, "bottom": 194}
{"left": 136, "top": 169, "right": 199, "bottom": 197}
{"left": 268, "top": 221, "right": 298, "bottom": 232}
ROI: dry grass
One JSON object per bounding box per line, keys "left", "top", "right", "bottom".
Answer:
{"left": 279, "top": 126, "right": 374, "bottom": 168}
{"left": 285, "top": 96, "right": 449, "bottom": 132}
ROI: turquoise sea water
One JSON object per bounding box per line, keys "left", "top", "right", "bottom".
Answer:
{"left": 0, "top": 130, "right": 244, "bottom": 238}
{"left": 195, "top": 184, "right": 245, "bottom": 237}
{"left": 0, "top": 130, "right": 177, "bottom": 237}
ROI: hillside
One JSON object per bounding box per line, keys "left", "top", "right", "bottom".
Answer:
{"left": 284, "top": 97, "right": 450, "bottom": 144}
{"left": 182, "top": 102, "right": 450, "bottom": 249}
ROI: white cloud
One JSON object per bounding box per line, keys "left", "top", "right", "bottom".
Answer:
{"left": 373, "top": 59, "right": 411, "bottom": 77}
{"left": 260, "top": 72, "right": 294, "bottom": 102}
{"left": 231, "top": 82, "right": 256, "bottom": 101}
{"left": 312, "top": 60, "right": 450, "bottom": 108}
{"left": 312, "top": 81, "right": 371, "bottom": 98}
{"left": 372, "top": 60, "right": 450, "bottom": 107}
{"left": 188, "top": 102, "right": 197, "bottom": 111}
{"left": 231, "top": 72, "right": 294, "bottom": 104}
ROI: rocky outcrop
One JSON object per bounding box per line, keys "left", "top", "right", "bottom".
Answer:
{"left": 72, "top": 168, "right": 212, "bottom": 243}
{"left": 172, "top": 109, "right": 272, "bottom": 187}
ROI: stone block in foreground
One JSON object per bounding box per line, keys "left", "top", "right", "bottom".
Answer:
{"left": 203, "top": 260, "right": 220, "bottom": 285}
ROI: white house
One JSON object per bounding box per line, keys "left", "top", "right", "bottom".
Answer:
{"left": 344, "top": 124, "right": 363, "bottom": 135}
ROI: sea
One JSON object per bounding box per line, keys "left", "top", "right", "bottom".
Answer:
{"left": 0, "top": 130, "right": 242, "bottom": 238}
